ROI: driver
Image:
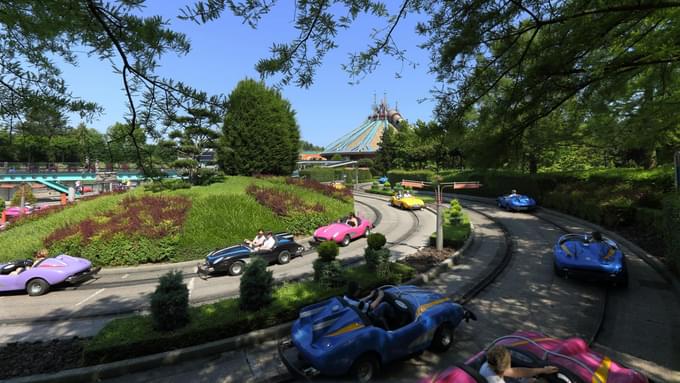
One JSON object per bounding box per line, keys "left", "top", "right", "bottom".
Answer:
{"left": 346, "top": 212, "right": 359, "bottom": 227}
{"left": 480, "top": 345, "right": 559, "bottom": 383}
{"left": 245, "top": 229, "right": 266, "bottom": 250}
{"left": 343, "top": 282, "right": 393, "bottom": 329}
{"left": 509, "top": 189, "right": 518, "bottom": 197}
{"left": 403, "top": 190, "right": 412, "bottom": 197}
{"left": 260, "top": 231, "right": 276, "bottom": 251}
{"left": 8, "top": 249, "right": 48, "bottom": 275}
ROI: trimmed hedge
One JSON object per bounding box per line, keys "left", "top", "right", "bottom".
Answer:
{"left": 300, "top": 167, "right": 372, "bottom": 183}
{"left": 429, "top": 199, "right": 471, "bottom": 248}
{"left": 83, "top": 263, "right": 415, "bottom": 365}
{"left": 662, "top": 194, "right": 680, "bottom": 272}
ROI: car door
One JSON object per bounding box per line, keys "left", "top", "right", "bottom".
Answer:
{"left": 383, "top": 302, "right": 430, "bottom": 361}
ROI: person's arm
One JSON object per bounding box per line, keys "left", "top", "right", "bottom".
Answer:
{"left": 504, "top": 366, "right": 558, "bottom": 378}
{"left": 369, "top": 289, "right": 384, "bottom": 310}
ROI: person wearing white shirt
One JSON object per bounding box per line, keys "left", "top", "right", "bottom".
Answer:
{"left": 480, "top": 345, "right": 559, "bottom": 383}
{"left": 245, "top": 229, "right": 266, "bottom": 250}
{"left": 260, "top": 231, "right": 276, "bottom": 251}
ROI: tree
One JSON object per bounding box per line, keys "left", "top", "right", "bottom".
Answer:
{"left": 219, "top": 79, "right": 300, "bottom": 175}
{"left": 150, "top": 271, "right": 190, "bottom": 331}
{"left": 375, "top": 127, "right": 397, "bottom": 172}
{"left": 166, "top": 108, "right": 221, "bottom": 182}
{"left": 239, "top": 257, "right": 274, "bottom": 311}
{"left": 300, "top": 140, "right": 324, "bottom": 152}
{"left": 106, "top": 122, "right": 147, "bottom": 165}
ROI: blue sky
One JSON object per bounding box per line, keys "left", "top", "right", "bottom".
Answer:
{"left": 60, "top": 1, "right": 437, "bottom": 147}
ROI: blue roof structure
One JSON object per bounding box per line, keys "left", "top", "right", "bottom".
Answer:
{"left": 322, "top": 100, "right": 404, "bottom": 157}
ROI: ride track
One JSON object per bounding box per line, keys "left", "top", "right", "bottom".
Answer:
{"left": 0, "top": 194, "right": 430, "bottom": 338}
{"left": 349, "top": 191, "right": 677, "bottom": 383}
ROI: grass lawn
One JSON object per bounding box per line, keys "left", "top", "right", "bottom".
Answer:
{"left": 0, "top": 176, "right": 353, "bottom": 265}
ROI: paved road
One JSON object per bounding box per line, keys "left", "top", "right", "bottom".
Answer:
{"left": 0, "top": 194, "right": 432, "bottom": 344}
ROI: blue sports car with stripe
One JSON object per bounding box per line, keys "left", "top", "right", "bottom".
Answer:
{"left": 497, "top": 193, "right": 537, "bottom": 212}
{"left": 553, "top": 232, "right": 628, "bottom": 287}
{"left": 279, "top": 285, "right": 476, "bottom": 382}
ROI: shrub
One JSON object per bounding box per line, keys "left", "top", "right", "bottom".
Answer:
{"left": 299, "top": 167, "right": 372, "bottom": 183}
{"left": 317, "top": 240, "right": 339, "bottom": 262}
{"left": 383, "top": 181, "right": 391, "bottom": 189}
{"left": 150, "top": 271, "right": 190, "bottom": 331}
{"left": 144, "top": 179, "right": 192, "bottom": 192}
{"left": 364, "top": 247, "right": 390, "bottom": 270}
{"left": 366, "top": 232, "right": 387, "bottom": 250}
{"left": 194, "top": 168, "right": 225, "bottom": 186}
{"left": 313, "top": 259, "right": 344, "bottom": 287}
{"left": 239, "top": 257, "right": 274, "bottom": 311}
{"left": 662, "top": 194, "right": 680, "bottom": 273}
{"left": 11, "top": 184, "right": 37, "bottom": 206}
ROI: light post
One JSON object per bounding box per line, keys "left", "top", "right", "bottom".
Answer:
{"left": 401, "top": 179, "right": 482, "bottom": 251}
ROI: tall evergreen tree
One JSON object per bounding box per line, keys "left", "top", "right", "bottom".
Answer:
{"left": 375, "top": 127, "right": 397, "bottom": 173}
{"left": 219, "top": 79, "right": 300, "bottom": 175}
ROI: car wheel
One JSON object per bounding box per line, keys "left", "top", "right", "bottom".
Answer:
{"left": 26, "top": 278, "right": 50, "bottom": 296}
{"left": 350, "top": 354, "right": 379, "bottom": 383}
{"left": 364, "top": 227, "right": 371, "bottom": 237}
{"left": 429, "top": 324, "right": 454, "bottom": 352}
{"left": 278, "top": 250, "right": 291, "bottom": 265}
{"left": 553, "top": 262, "right": 566, "bottom": 278}
{"left": 228, "top": 261, "right": 245, "bottom": 276}
{"left": 341, "top": 234, "right": 351, "bottom": 247}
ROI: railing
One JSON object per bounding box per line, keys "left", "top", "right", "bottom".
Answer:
{"left": 0, "top": 162, "right": 141, "bottom": 174}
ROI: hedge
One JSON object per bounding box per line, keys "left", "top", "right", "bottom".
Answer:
{"left": 662, "top": 194, "right": 680, "bottom": 272}
{"left": 83, "top": 263, "right": 415, "bottom": 365}
{"left": 429, "top": 199, "right": 471, "bottom": 248}
{"left": 301, "top": 167, "right": 373, "bottom": 183}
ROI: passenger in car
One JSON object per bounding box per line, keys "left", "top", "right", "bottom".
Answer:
{"left": 480, "top": 345, "right": 558, "bottom": 383}
{"left": 346, "top": 212, "right": 359, "bottom": 227}
{"left": 260, "top": 231, "right": 276, "bottom": 251}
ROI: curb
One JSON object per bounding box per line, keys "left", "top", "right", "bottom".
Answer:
{"left": 4, "top": 322, "right": 294, "bottom": 383}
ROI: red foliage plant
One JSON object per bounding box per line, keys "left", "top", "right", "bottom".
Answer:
{"left": 246, "top": 184, "right": 326, "bottom": 217}
{"left": 44, "top": 195, "right": 191, "bottom": 247}
{"left": 285, "top": 177, "right": 352, "bottom": 201}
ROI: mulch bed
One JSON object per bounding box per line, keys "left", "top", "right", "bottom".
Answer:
{"left": 0, "top": 338, "right": 84, "bottom": 380}
{"left": 398, "top": 248, "right": 456, "bottom": 273}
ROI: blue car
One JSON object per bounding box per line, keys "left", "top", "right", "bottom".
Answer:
{"left": 279, "top": 285, "right": 476, "bottom": 382}
{"left": 496, "top": 193, "right": 536, "bottom": 211}
{"left": 196, "top": 233, "right": 305, "bottom": 277}
{"left": 553, "top": 233, "right": 628, "bottom": 286}
{"left": 378, "top": 176, "right": 389, "bottom": 184}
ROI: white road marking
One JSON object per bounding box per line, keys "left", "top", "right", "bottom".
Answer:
{"left": 121, "top": 274, "right": 129, "bottom": 279}
{"left": 75, "top": 288, "right": 105, "bottom": 307}
{"left": 188, "top": 277, "right": 195, "bottom": 299}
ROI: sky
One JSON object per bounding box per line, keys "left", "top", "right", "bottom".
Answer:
{"left": 60, "top": 1, "right": 438, "bottom": 148}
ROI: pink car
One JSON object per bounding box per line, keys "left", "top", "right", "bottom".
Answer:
{"left": 424, "top": 331, "right": 650, "bottom": 383}
{"left": 4, "top": 206, "right": 34, "bottom": 218}
{"left": 313, "top": 216, "right": 373, "bottom": 246}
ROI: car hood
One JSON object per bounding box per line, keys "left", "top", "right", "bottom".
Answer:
{"left": 314, "top": 223, "right": 348, "bottom": 238}
{"left": 293, "top": 297, "right": 365, "bottom": 349}
{"left": 506, "top": 195, "right": 535, "bottom": 206}
{"left": 556, "top": 239, "right": 623, "bottom": 271}
{"left": 206, "top": 245, "right": 251, "bottom": 264}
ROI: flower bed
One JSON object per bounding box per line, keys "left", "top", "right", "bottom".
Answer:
{"left": 45, "top": 195, "right": 192, "bottom": 266}
{"left": 285, "top": 177, "right": 352, "bottom": 201}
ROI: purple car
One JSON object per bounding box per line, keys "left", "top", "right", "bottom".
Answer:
{"left": 0, "top": 255, "right": 100, "bottom": 296}
{"left": 313, "top": 216, "right": 373, "bottom": 246}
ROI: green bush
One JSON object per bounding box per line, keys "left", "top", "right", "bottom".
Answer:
{"left": 383, "top": 181, "right": 391, "bottom": 189}
{"left": 313, "top": 259, "right": 344, "bottom": 287}
{"left": 84, "top": 263, "right": 416, "bottom": 365}
{"left": 430, "top": 201, "right": 471, "bottom": 248}
{"left": 387, "top": 170, "right": 434, "bottom": 185}
{"left": 194, "top": 168, "right": 225, "bottom": 186}
{"left": 282, "top": 212, "right": 328, "bottom": 235}
{"left": 11, "top": 184, "right": 37, "bottom": 206}
{"left": 364, "top": 247, "right": 390, "bottom": 270}
{"left": 662, "top": 194, "right": 680, "bottom": 273}
{"left": 317, "top": 240, "right": 339, "bottom": 262}
{"left": 150, "top": 271, "right": 190, "bottom": 331}
{"left": 144, "top": 179, "right": 192, "bottom": 192}
{"left": 366, "top": 232, "right": 387, "bottom": 250}
{"left": 239, "top": 257, "right": 274, "bottom": 311}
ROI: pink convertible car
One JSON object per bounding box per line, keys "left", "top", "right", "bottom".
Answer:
{"left": 312, "top": 215, "right": 373, "bottom": 246}
{"left": 424, "top": 331, "right": 650, "bottom": 383}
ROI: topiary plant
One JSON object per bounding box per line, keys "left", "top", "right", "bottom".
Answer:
{"left": 366, "top": 232, "right": 387, "bottom": 250}
{"left": 239, "top": 257, "right": 274, "bottom": 311}
{"left": 313, "top": 259, "right": 344, "bottom": 287}
{"left": 383, "top": 181, "right": 391, "bottom": 189}
{"left": 150, "top": 270, "right": 190, "bottom": 331}
{"left": 317, "top": 240, "right": 339, "bottom": 262}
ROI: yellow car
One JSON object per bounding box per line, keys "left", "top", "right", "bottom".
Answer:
{"left": 330, "top": 181, "right": 346, "bottom": 190}
{"left": 390, "top": 193, "right": 424, "bottom": 210}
